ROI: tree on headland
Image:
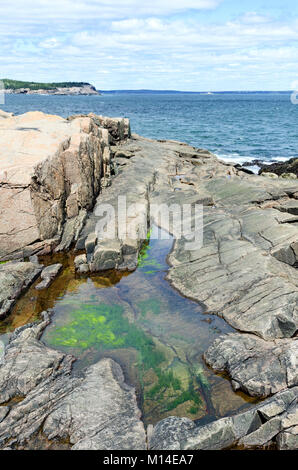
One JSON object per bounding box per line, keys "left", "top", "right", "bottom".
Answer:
{"left": 2, "top": 79, "right": 94, "bottom": 90}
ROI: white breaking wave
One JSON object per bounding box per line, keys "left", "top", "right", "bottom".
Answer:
{"left": 215, "top": 154, "right": 260, "bottom": 173}
{"left": 215, "top": 153, "right": 295, "bottom": 175}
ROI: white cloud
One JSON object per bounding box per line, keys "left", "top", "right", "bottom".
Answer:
{"left": 240, "top": 12, "right": 272, "bottom": 24}
{"left": 71, "top": 16, "right": 298, "bottom": 52}
{"left": 1, "top": 1, "right": 298, "bottom": 90}
{"left": 0, "top": 0, "right": 221, "bottom": 23}
{"left": 39, "top": 37, "right": 60, "bottom": 49}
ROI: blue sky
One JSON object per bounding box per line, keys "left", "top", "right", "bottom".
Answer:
{"left": 1, "top": 0, "right": 298, "bottom": 91}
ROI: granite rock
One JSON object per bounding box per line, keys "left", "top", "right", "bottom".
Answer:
{"left": 0, "top": 261, "right": 42, "bottom": 319}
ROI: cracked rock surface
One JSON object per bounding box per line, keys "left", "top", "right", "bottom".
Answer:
{"left": 0, "top": 110, "right": 130, "bottom": 260}
{"left": 204, "top": 333, "right": 298, "bottom": 397}
{"left": 74, "top": 131, "right": 297, "bottom": 405}
{"left": 0, "top": 313, "right": 146, "bottom": 450}
{"left": 0, "top": 112, "right": 297, "bottom": 449}
{"left": 76, "top": 130, "right": 298, "bottom": 410}
{"left": 149, "top": 387, "right": 298, "bottom": 450}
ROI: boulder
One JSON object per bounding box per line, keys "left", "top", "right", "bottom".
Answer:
{"left": 259, "top": 158, "right": 298, "bottom": 178}
{"left": 35, "top": 263, "right": 62, "bottom": 290}
{"left": 149, "top": 417, "right": 196, "bottom": 450}
{"left": 277, "top": 426, "right": 298, "bottom": 450}
{"left": 261, "top": 172, "right": 279, "bottom": 179}
{"left": 74, "top": 254, "right": 89, "bottom": 274}
{"left": 204, "top": 334, "right": 298, "bottom": 397}
{"left": 0, "top": 261, "right": 42, "bottom": 319}
{"left": 0, "top": 110, "right": 129, "bottom": 260}
{"left": 149, "top": 388, "right": 298, "bottom": 450}
{"left": 90, "top": 239, "right": 123, "bottom": 272}
{"left": 94, "top": 115, "right": 131, "bottom": 141}
{"left": 280, "top": 173, "right": 297, "bottom": 180}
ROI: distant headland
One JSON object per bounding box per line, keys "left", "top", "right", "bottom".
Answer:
{"left": 1, "top": 79, "right": 100, "bottom": 95}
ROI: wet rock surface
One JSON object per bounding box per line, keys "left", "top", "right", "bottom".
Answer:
{"left": 259, "top": 158, "right": 298, "bottom": 178}
{"left": 66, "top": 129, "right": 297, "bottom": 448}
{"left": 204, "top": 334, "right": 298, "bottom": 397}
{"left": 35, "top": 263, "right": 62, "bottom": 290}
{"left": 0, "top": 260, "right": 42, "bottom": 319}
{"left": 149, "top": 388, "right": 298, "bottom": 450}
{"left": 1, "top": 312, "right": 296, "bottom": 450}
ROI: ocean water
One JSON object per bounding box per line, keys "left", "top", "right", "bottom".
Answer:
{"left": 2, "top": 93, "right": 298, "bottom": 165}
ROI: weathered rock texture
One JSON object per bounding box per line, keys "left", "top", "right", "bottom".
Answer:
{"left": 0, "top": 260, "right": 42, "bottom": 319}
{"left": 35, "top": 263, "right": 62, "bottom": 290}
{"left": 0, "top": 110, "right": 130, "bottom": 260}
{"left": 0, "top": 313, "right": 146, "bottom": 450}
{"left": 74, "top": 133, "right": 297, "bottom": 403}
{"left": 0, "top": 312, "right": 296, "bottom": 450}
{"left": 204, "top": 334, "right": 297, "bottom": 397}
{"left": 0, "top": 112, "right": 297, "bottom": 450}
{"left": 149, "top": 387, "right": 298, "bottom": 450}
{"left": 259, "top": 158, "right": 298, "bottom": 178}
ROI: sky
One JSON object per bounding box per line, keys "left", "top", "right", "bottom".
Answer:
{"left": 1, "top": 0, "right": 298, "bottom": 91}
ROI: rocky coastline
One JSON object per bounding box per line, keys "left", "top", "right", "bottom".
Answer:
{"left": 239, "top": 158, "right": 298, "bottom": 179}
{"left": 0, "top": 109, "right": 297, "bottom": 450}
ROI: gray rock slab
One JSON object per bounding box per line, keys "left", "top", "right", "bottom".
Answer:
{"left": 35, "top": 263, "right": 62, "bottom": 290}
{"left": 204, "top": 334, "right": 298, "bottom": 397}
{"left": 0, "top": 261, "right": 42, "bottom": 319}
{"left": 149, "top": 388, "right": 298, "bottom": 450}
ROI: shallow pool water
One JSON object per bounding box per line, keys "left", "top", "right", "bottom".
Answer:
{"left": 0, "top": 226, "right": 259, "bottom": 425}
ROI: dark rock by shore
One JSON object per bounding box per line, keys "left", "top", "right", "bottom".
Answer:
{"left": 259, "top": 157, "right": 298, "bottom": 178}
{"left": 238, "top": 157, "right": 298, "bottom": 179}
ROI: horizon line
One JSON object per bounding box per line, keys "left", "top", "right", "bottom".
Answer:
{"left": 99, "top": 89, "right": 292, "bottom": 93}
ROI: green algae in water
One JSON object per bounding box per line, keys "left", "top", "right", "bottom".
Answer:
{"left": 46, "top": 301, "right": 204, "bottom": 419}
{"left": 137, "top": 237, "right": 164, "bottom": 274}
{"left": 137, "top": 298, "right": 161, "bottom": 317}
{"left": 49, "top": 305, "right": 125, "bottom": 349}
{"left": 145, "top": 369, "right": 182, "bottom": 400}
{"left": 2, "top": 222, "right": 257, "bottom": 424}
{"left": 48, "top": 303, "right": 163, "bottom": 369}
{"left": 195, "top": 365, "right": 211, "bottom": 390}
